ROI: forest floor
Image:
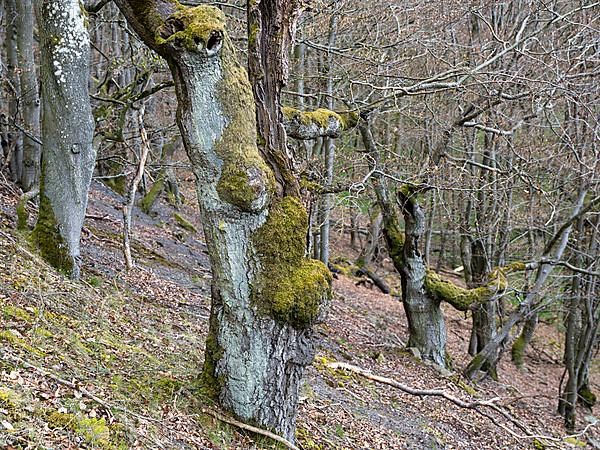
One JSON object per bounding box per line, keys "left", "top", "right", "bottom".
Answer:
{"left": 0, "top": 174, "right": 599, "bottom": 449}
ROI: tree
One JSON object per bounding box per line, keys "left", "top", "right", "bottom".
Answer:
{"left": 113, "top": 1, "right": 331, "bottom": 441}
{"left": 32, "top": 0, "right": 96, "bottom": 279}
{"left": 15, "top": 0, "right": 41, "bottom": 191}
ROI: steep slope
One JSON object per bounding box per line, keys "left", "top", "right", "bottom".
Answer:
{"left": 0, "top": 178, "right": 597, "bottom": 449}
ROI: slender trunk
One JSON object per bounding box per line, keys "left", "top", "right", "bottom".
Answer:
{"left": 32, "top": 0, "right": 96, "bottom": 279}
{"left": 4, "top": 0, "right": 22, "bottom": 181}
{"left": 15, "top": 0, "right": 41, "bottom": 191}
{"left": 319, "top": 9, "right": 338, "bottom": 265}
{"left": 122, "top": 105, "right": 150, "bottom": 269}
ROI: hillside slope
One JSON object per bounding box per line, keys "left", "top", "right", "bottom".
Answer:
{"left": 0, "top": 179, "right": 598, "bottom": 449}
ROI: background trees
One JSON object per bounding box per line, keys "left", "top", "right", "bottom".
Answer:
{"left": 0, "top": 0, "right": 597, "bottom": 441}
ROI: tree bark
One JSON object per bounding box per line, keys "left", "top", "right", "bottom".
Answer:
{"left": 15, "top": 0, "right": 41, "bottom": 191}
{"left": 2, "top": 0, "right": 23, "bottom": 182}
{"left": 114, "top": 2, "right": 331, "bottom": 441}
{"left": 32, "top": 0, "right": 96, "bottom": 279}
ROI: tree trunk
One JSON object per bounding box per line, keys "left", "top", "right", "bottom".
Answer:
{"left": 32, "top": 0, "right": 96, "bottom": 280}
{"left": 398, "top": 190, "right": 446, "bottom": 367}
{"left": 114, "top": 2, "right": 331, "bottom": 441}
{"left": 15, "top": 0, "right": 41, "bottom": 191}
{"left": 359, "top": 119, "right": 446, "bottom": 367}
{"left": 3, "top": 0, "right": 23, "bottom": 182}
{"left": 318, "top": 8, "right": 339, "bottom": 266}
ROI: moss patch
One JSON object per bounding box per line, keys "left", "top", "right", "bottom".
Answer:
{"left": 30, "top": 193, "right": 73, "bottom": 275}
{"left": 156, "top": 6, "right": 226, "bottom": 52}
{"left": 252, "top": 196, "right": 331, "bottom": 328}
{"left": 214, "top": 35, "right": 274, "bottom": 211}
{"left": 174, "top": 213, "right": 197, "bottom": 232}
{"left": 282, "top": 106, "right": 346, "bottom": 129}
{"left": 46, "top": 411, "right": 117, "bottom": 449}
{"left": 425, "top": 270, "right": 490, "bottom": 311}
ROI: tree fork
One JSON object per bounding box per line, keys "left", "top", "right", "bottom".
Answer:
{"left": 113, "top": 1, "right": 331, "bottom": 440}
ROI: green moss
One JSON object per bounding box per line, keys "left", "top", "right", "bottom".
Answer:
{"left": 156, "top": 6, "right": 226, "bottom": 51}
{"left": 564, "top": 437, "right": 586, "bottom": 447}
{"left": 214, "top": 36, "right": 274, "bottom": 211}
{"left": 47, "top": 411, "right": 113, "bottom": 448}
{"left": 282, "top": 107, "right": 345, "bottom": 129}
{"left": 0, "top": 330, "right": 45, "bottom": 356}
{"left": 578, "top": 385, "right": 597, "bottom": 407}
{"left": 511, "top": 332, "right": 526, "bottom": 368}
{"left": 533, "top": 438, "right": 546, "bottom": 449}
{"left": 174, "top": 213, "right": 197, "bottom": 232}
{"left": 16, "top": 199, "right": 28, "bottom": 231}
{"left": 253, "top": 197, "right": 331, "bottom": 328}
{"left": 140, "top": 173, "right": 165, "bottom": 214}
{"left": 200, "top": 321, "right": 225, "bottom": 400}
{"left": 216, "top": 152, "right": 272, "bottom": 212}
{"left": 2, "top": 304, "right": 34, "bottom": 322}
{"left": 248, "top": 23, "right": 259, "bottom": 47}
{"left": 424, "top": 270, "right": 490, "bottom": 311}
{"left": 30, "top": 193, "right": 73, "bottom": 275}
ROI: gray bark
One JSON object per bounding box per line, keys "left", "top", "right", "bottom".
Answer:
{"left": 113, "top": 2, "right": 330, "bottom": 441}
{"left": 359, "top": 119, "right": 446, "bottom": 367}
{"left": 33, "top": 0, "right": 96, "bottom": 279}
{"left": 15, "top": 0, "right": 41, "bottom": 191}
{"left": 4, "top": 0, "right": 22, "bottom": 181}
{"left": 398, "top": 190, "right": 446, "bottom": 367}
{"left": 318, "top": 8, "right": 338, "bottom": 266}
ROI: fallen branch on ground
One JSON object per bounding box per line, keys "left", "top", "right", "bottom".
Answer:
{"left": 202, "top": 408, "right": 300, "bottom": 450}
{"left": 326, "top": 361, "right": 570, "bottom": 446}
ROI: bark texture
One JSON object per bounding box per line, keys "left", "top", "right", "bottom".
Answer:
{"left": 15, "top": 0, "right": 41, "bottom": 191}
{"left": 32, "top": 0, "right": 96, "bottom": 279}
{"left": 113, "top": 1, "right": 331, "bottom": 441}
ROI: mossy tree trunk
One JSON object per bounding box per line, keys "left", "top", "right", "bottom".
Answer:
{"left": 114, "top": 1, "right": 331, "bottom": 441}
{"left": 397, "top": 189, "right": 447, "bottom": 366}
{"left": 359, "top": 119, "right": 446, "bottom": 367}
{"left": 32, "top": 0, "right": 96, "bottom": 279}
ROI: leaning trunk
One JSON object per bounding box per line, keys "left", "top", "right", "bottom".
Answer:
{"left": 32, "top": 0, "right": 96, "bottom": 279}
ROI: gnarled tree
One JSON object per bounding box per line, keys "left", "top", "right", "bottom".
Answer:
{"left": 113, "top": 1, "right": 331, "bottom": 441}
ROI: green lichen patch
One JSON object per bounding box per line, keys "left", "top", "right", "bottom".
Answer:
{"left": 157, "top": 6, "right": 226, "bottom": 52}
{"left": 252, "top": 197, "right": 332, "bottom": 328}
{"left": 2, "top": 304, "right": 34, "bottom": 322}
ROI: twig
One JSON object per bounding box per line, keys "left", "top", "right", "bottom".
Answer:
{"left": 202, "top": 408, "right": 300, "bottom": 450}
